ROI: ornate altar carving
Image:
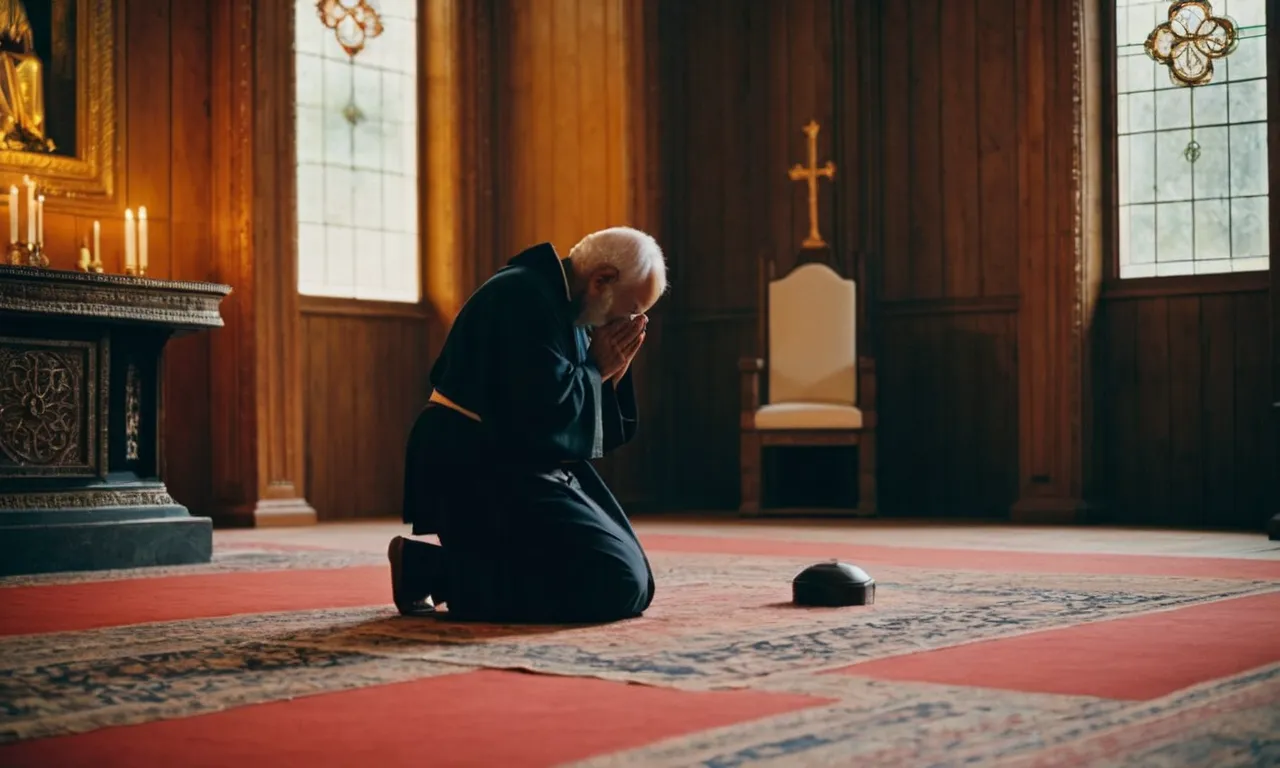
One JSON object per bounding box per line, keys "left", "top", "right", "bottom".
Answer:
{"left": 0, "top": 339, "right": 99, "bottom": 473}
{"left": 0, "top": 264, "right": 229, "bottom": 576}
{"left": 124, "top": 362, "right": 139, "bottom": 460}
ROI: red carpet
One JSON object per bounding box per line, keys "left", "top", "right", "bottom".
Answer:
{"left": 838, "top": 590, "right": 1280, "bottom": 700}
{"left": 640, "top": 533, "right": 1280, "bottom": 580}
{"left": 4, "top": 535, "right": 1277, "bottom": 637}
{"left": 2, "top": 532, "right": 1277, "bottom": 765}
{"left": 0, "top": 567, "right": 388, "bottom": 636}
{"left": 0, "top": 670, "right": 827, "bottom": 767}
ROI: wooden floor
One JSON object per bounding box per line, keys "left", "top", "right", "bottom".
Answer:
{"left": 218, "top": 515, "right": 1280, "bottom": 560}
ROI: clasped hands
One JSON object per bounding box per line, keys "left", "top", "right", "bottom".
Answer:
{"left": 588, "top": 314, "right": 647, "bottom": 384}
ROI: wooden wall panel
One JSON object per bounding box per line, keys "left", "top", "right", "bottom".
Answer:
{"left": 298, "top": 0, "right": 1271, "bottom": 527}
{"left": 484, "top": 0, "right": 664, "bottom": 508}
{"left": 301, "top": 312, "right": 431, "bottom": 520}
{"left": 659, "top": 0, "right": 845, "bottom": 510}
{"left": 163, "top": 1, "right": 216, "bottom": 518}
{"left": 879, "top": 309, "right": 1019, "bottom": 516}
{"left": 647, "top": 0, "right": 1269, "bottom": 526}
{"left": 497, "top": 0, "right": 632, "bottom": 265}
{"left": 647, "top": 0, "right": 1027, "bottom": 514}
{"left": 874, "top": 0, "right": 1025, "bottom": 516}
{"left": 1102, "top": 290, "right": 1274, "bottom": 530}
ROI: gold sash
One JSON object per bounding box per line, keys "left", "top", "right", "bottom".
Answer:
{"left": 429, "top": 389, "right": 482, "bottom": 422}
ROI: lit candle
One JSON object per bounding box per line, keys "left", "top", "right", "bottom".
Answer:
{"left": 35, "top": 195, "right": 43, "bottom": 246}
{"left": 124, "top": 209, "right": 136, "bottom": 273}
{"left": 92, "top": 220, "right": 101, "bottom": 268}
{"left": 8, "top": 185, "right": 16, "bottom": 245}
{"left": 24, "top": 176, "right": 34, "bottom": 243}
{"left": 77, "top": 239, "right": 91, "bottom": 271}
{"left": 138, "top": 206, "right": 148, "bottom": 274}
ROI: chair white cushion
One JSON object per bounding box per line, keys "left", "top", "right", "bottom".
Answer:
{"left": 768, "top": 262, "right": 857, "bottom": 406}
{"left": 754, "top": 402, "right": 864, "bottom": 430}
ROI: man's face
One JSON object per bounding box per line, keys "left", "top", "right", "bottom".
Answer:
{"left": 578, "top": 268, "right": 657, "bottom": 328}
{"left": 577, "top": 282, "right": 616, "bottom": 327}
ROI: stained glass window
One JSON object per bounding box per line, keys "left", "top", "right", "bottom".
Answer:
{"left": 294, "top": 0, "right": 421, "bottom": 302}
{"left": 1116, "top": 0, "right": 1268, "bottom": 278}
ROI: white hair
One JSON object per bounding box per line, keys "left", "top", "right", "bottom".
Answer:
{"left": 568, "top": 226, "right": 668, "bottom": 296}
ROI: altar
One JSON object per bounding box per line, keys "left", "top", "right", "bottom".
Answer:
{"left": 0, "top": 265, "right": 230, "bottom": 576}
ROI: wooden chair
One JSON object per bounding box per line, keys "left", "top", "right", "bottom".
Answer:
{"left": 739, "top": 255, "right": 877, "bottom": 516}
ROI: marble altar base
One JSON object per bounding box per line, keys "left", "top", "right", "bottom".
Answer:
{"left": 0, "top": 265, "right": 229, "bottom": 576}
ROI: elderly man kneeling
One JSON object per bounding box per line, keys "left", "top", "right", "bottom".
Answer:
{"left": 392, "top": 226, "right": 667, "bottom": 623}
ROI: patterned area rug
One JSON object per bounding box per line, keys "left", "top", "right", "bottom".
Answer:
{"left": 2, "top": 542, "right": 1278, "bottom": 766}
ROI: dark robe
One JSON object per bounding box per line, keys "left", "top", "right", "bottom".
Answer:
{"left": 401, "top": 243, "right": 655, "bottom": 623}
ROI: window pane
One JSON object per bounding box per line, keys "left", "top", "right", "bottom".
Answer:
{"left": 295, "top": 0, "right": 421, "bottom": 302}
{"left": 1115, "top": 0, "right": 1269, "bottom": 277}
{"left": 1228, "top": 31, "right": 1267, "bottom": 79}
{"left": 1194, "top": 199, "right": 1232, "bottom": 260}
{"left": 1192, "top": 126, "right": 1230, "bottom": 198}
{"left": 1154, "top": 88, "right": 1192, "bottom": 130}
{"left": 1156, "top": 129, "right": 1193, "bottom": 201}
{"left": 1128, "top": 132, "right": 1157, "bottom": 204}
{"left": 1128, "top": 91, "right": 1156, "bottom": 132}
{"left": 1229, "top": 122, "right": 1269, "bottom": 197}
{"left": 1231, "top": 196, "right": 1270, "bottom": 258}
{"left": 1228, "top": 0, "right": 1266, "bottom": 30}
{"left": 1157, "top": 202, "right": 1194, "bottom": 264}
{"left": 1190, "top": 84, "right": 1227, "bottom": 127}
{"left": 1228, "top": 79, "right": 1267, "bottom": 123}
{"left": 1129, "top": 204, "right": 1157, "bottom": 266}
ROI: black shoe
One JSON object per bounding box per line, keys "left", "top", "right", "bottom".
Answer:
{"left": 388, "top": 536, "right": 436, "bottom": 616}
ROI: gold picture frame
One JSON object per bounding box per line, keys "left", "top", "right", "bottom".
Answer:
{"left": 0, "top": 0, "right": 117, "bottom": 206}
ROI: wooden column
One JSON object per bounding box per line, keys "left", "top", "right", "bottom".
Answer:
{"left": 1011, "top": 0, "right": 1105, "bottom": 523}
{"left": 424, "top": 0, "right": 467, "bottom": 335}
{"left": 1268, "top": 0, "right": 1279, "bottom": 540}
{"left": 207, "top": 0, "right": 316, "bottom": 527}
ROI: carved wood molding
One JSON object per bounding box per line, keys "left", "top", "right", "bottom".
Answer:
{"left": 1011, "top": 0, "right": 1105, "bottom": 522}
{"left": 424, "top": 0, "right": 465, "bottom": 336}
{"left": 1102, "top": 271, "right": 1269, "bottom": 300}
{"left": 421, "top": 0, "right": 498, "bottom": 364}
{"left": 207, "top": 0, "right": 315, "bottom": 527}
{"left": 881, "top": 295, "right": 1020, "bottom": 317}
{"left": 299, "top": 294, "right": 432, "bottom": 320}
{"left": 1269, "top": 0, "right": 1279, "bottom": 537}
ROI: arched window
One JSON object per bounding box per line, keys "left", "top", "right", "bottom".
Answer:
{"left": 294, "top": 0, "right": 421, "bottom": 302}
{"left": 1115, "top": 0, "right": 1268, "bottom": 278}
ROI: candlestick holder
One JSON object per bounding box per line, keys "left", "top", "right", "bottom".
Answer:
{"left": 76, "top": 247, "right": 102, "bottom": 273}
{"left": 6, "top": 242, "right": 47, "bottom": 268}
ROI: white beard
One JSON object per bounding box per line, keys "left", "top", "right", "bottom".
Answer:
{"left": 576, "top": 285, "right": 615, "bottom": 327}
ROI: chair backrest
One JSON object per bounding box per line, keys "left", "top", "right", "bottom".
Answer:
{"left": 767, "top": 262, "right": 858, "bottom": 406}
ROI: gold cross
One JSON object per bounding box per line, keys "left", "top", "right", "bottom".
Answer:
{"left": 787, "top": 120, "right": 836, "bottom": 250}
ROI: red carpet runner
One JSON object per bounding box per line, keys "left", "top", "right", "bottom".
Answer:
{"left": 1, "top": 532, "right": 1277, "bottom": 766}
